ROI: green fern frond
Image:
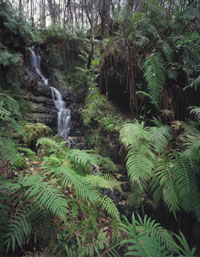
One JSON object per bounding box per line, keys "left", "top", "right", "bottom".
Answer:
{"left": 149, "top": 176, "right": 162, "bottom": 203}
{"left": 36, "top": 137, "right": 65, "bottom": 153}
{"left": 120, "top": 122, "right": 155, "bottom": 183}
{"left": 120, "top": 213, "right": 196, "bottom": 257}
{"left": 67, "top": 149, "right": 117, "bottom": 173}
{"left": 18, "top": 147, "right": 36, "bottom": 157}
{"left": 155, "top": 158, "right": 180, "bottom": 214}
{"left": 161, "top": 42, "right": 174, "bottom": 62}
{"left": 172, "top": 155, "right": 199, "bottom": 212}
{"left": 19, "top": 175, "right": 69, "bottom": 221}
{"left": 0, "top": 93, "right": 19, "bottom": 117}
{"left": 120, "top": 121, "right": 150, "bottom": 147}
{"left": 99, "top": 195, "right": 120, "bottom": 220}
{"left": 193, "top": 204, "right": 200, "bottom": 223}
{"left": 136, "top": 214, "right": 177, "bottom": 253}
{"left": 0, "top": 136, "right": 23, "bottom": 165}
{"left": 43, "top": 154, "right": 62, "bottom": 167}
{"left": 4, "top": 208, "right": 32, "bottom": 252}
{"left": 180, "top": 126, "right": 200, "bottom": 161}
{"left": 85, "top": 174, "right": 122, "bottom": 192}
{"left": 126, "top": 144, "right": 155, "bottom": 182}
{"left": 175, "top": 232, "right": 197, "bottom": 256}
{"left": 144, "top": 53, "right": 165, "bottom": 108}
{"left": 120, "top": 213, "right": 176, "bottom": 257}
{"left": 150, "top": 123, "right": 172, "bottom": 153}
{"left": 184, "top": 76, "right": 200, "bottom": 91}
{"left": 67, "top": 149, "right": 97, "bottom": 171}
{"left": 189, "top": 106, "right": 200, "bottom": 121}
{"left": 56, "top": 166, "right": 100, "bottom": 202}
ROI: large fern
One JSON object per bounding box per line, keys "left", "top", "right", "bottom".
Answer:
{"left": 0, "top": 136, "right": 23, "bottom": 165}
{"left": 120, "top": 122, "right": 156, "bottom": 183}
{"left": 171, "top": 155, "right": 199, "bottom": 212}
{"left": 150, "top": 119, "right": 172, "bottom": 153}
{"left": 0, "top": 174, "right": 69, "bottom": 252}
{"left": 54, "top": 166, "right": 100, "bottom": 202}
{"left": 120, "top": 212, "right": 196, "bottom": 257}
{"left": 154, "top": 157, "right": 180, "bottom": 214}
{"left": 67, "top": 149, "right": 118, "bottom": 173}
{"left": 85, "top": 174, "right": 122, "bottom": 192}
{"left": 179, "top": 123, "right": 200, "bottom": 161}
{"left": 144, "top": 53, "right": 166, "bottom": 108}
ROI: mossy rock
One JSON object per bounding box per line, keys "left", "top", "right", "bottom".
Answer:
{"left": 21, "top": 121, "right": 53, "bottom": 148}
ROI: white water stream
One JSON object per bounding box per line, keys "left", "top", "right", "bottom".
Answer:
{"left": 29, "top": 46, "right": 71, "bottom": 137}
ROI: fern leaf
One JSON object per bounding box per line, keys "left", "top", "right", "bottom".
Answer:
{"left": 56, "top": 166, "right": 100, "bottom": 202}
{"left": 144, "top": 54, "right": 165, "bottom": 108}
{"left": 0, "top": 136, "right": 23, "bottom": 165}
{"left": 150, "top": 124, "right": 172, "bottom": 153}
{"left": 175, "top": 232, "right": 197, "bottom": 256}
{"left": 120, "top": 121, "right": 150, "bottom": 147}
{"left": 120, "top": 213, "right": 176, "bottom": 257}
{"left": 85, "top": 174, "right": 122, "bottom": 192}
{"left": 120, "top": 122, "right": 155, "bottom": 183}
{"left": 126, "top": 144, "right": 155, "bottom": 182}
{"left": 136, "top": 214, "right": 178, "bottom": 253}
{"left": 189, "top": 106, "right": 200, "bottom": 121}
{"left": 3, "top": 208, "right": 32, "bottom": 252}
{"left": 99, "top": 195, "right": 120, "bottom": 220}
{"left": 155, "top": 158, "right": 180, "bottom": 214}
{"left": 161, "top": 42, "right": 174, "bottom": 62}
{"left": 172, "top": 155, "right": 199, "bottom": 212}
{"left": 20, "top": 175, "right": 69, "bottom": 221}
{"left": 184, "top": 76, "right": 200, "bottom": 91}
{"left": 67, "top": 149, "right": 117, "bottom": 172}
{"left": 36, "top": 137, "right": 65, "bottom": 152}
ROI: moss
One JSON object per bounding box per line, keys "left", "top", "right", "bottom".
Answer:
{"left": 82, "top": 86, "right": 132, "bottom": 159}
{"left": 21, "top": 121, "right": 53, "bottom": 148}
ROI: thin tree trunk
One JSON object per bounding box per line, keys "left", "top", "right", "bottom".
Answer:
{"left": 100, "top": 0, "right": 110, "bottom": 39}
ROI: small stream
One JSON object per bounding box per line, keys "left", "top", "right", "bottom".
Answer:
{"left": 29, "top": 46, "right": 71, "bottom": 137}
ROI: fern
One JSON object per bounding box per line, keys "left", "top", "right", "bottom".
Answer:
{"left": 55, "top": 166, "right": 100, "bottom": 202}
{"left": 150, "top": 121, "right": 172, "bottom": 153}
{"left": 155, "top": 158, "right": 180, "bottom": 214}
{"left": 67, "top": 149, "right": 117, "bottom": 173}
{"left": 0, "top": 93, "right": 19, "bottom": 117}
{"left": 120, "top": 212, "right": 196, "bottom": 257}
{"left": 0, "top": 136, "right": 23, "bottom": 165}
{"left": 161, "top": 41, "right": 174, "bottom": 62}
{"left": 120, "top": 121, "right": 150, "bottom": 147}
{"left": 85, "top": 174, "right": 122, "bottom": 192}
{"left": 120, "top": 122, "right": 156, "bottom": 183}
{"left": 36, "top": 137, "right": 66, "bottom": 154}
{"left": 144, "top": 53, "right": 165, "bottom": 108}
{"left": 179, "top": 124, "right": 200, "bottom": 161}
{"left": 99, "top": 195, "right": 120, "bottom": 220}
{"left": 0, "top": 174, "right": 69, "bottom": 252}
{"left": 126, "top": 143, "right": 155, "bottom": 182}
{"left": 189, "top": 106, "right": 200, "bottom": 121}
{"left": 184, "top": 76, "right": 200, "bottom": 91}
{"left": 172, "top": 155, "right": 199, "bottom": 212}
{"left": 18, "top": 147, "right": 36, "bottom": 157}
{"left": 4, "top": 208, "right": 32, "bottom": 252}
{"left": 175, "top": 232, "right": 197, "bottom": 256}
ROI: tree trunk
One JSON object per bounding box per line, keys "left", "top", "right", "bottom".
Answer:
{"left": 100, "top": 0, "right": 110, "bottom": 39}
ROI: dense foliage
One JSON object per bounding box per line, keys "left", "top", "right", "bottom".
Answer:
{"left": 0, "top": 0, "right": 200, "bottom": 256}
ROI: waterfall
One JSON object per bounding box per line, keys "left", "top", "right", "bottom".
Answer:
{"left": 29, "top": 46, "right": 71, "bottom": 137}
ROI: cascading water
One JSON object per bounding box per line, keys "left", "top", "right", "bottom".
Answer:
{"left": 29, "top": 46, "right": 71, "bottom": 137}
